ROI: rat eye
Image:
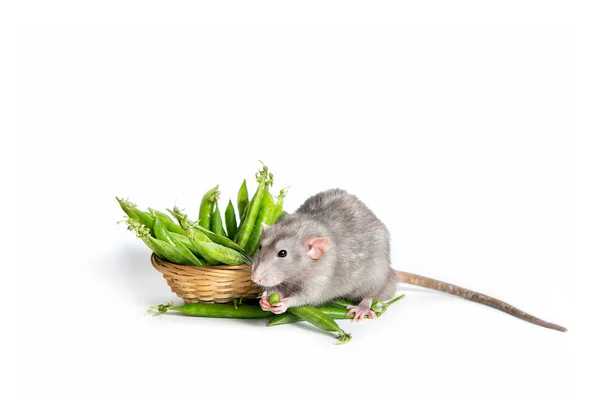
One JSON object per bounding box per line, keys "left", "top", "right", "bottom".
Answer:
{"left": 277, "top": 250, "right": 287, "bottom": 258}
{"left": 258, "top": 245, "right": 262, "bottom": 251}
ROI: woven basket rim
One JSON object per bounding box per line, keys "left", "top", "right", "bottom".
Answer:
{"left": 150, "top": 252, "right": 251, "bottom": 272}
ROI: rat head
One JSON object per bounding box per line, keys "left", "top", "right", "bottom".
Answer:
{"left": 250, "top": 217, "right": 331, "bottom": 288}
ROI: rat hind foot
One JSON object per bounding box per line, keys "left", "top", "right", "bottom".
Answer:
{"left": 346, "top": 297, "right": 377, "bottom": 322}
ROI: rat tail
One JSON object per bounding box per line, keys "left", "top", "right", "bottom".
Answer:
{"left": 395, "top": 271, "right": 567, "bottom": 332}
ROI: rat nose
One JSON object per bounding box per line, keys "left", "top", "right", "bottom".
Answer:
{"left": 251, "top": 269, "right": 261, "bottom": 284}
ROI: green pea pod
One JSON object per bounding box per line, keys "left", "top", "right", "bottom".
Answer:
{"left": 149, "top": 301, "right": 271, "bottom": 319}
{"left": 153, "top": 217, "right": 205, "bottom": 266}
{"left": 205, "top": 242, "right": 247, "bottom": 266}
{"left": 178, "top": 210, "right": 251, "bottom": 262}
{"left": 288, "top": 306, "right": 351, "bottom": 344}
{"left": 235, "top": 164, "right": 270, "bottom": 248}
{"left": 225, "top": 200, "right": 238, "bottom": 240}
{"left": 167, "top": 206, "right": 186, "bottom": 223}
{"left": 150, "top": 237, "right": 206, "bottom": 266}
{"left": 246, "top": 191, "right": 275, "bottom": 255}
{"left": 268, "top": 295, "right": 406, "bottom": 327}
{"left": 198, "top": 185, "right": 219, "bottom": 229}
{"left": 126, "top": 217, "right": 204, "bottom": 266}
{"left": 180, "top": 217, "right": 221, "bottom": 265}
{"left": 211, "top": 202, "right": 227, "bottom": 236}
{"left": 267, "top": 188, "right": 289, "bottom": 225}
{"left": 237, "top": 179, "right": 249, "bottom": 220}
{"left": 325, "top": 298, "right": 353, "bottom": 308}
{"left": 117, "top": 197, "right": 155, "bottom": 231}
{"left": 170, "top": 232, "right": 201, "bottom": 256}
{"left": 149, "top": 208, "right": 186, "bottom": 235}
{"left": 124, "top": 218, "right": 167, "bottom": 259}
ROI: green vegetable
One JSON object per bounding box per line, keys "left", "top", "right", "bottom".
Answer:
{"left": 170, "top": 232, "right": 201, "bottom": 256}
{"left": 149, "top": 301, "right": 271, "bottom": 319}
{"left": 211, "top": 202, "right": 227, "bottom": 236}
{"left": 237, "top": 179, "right": 249, "bottom": 220}
{"left": 277, "top": 211, "right": 288, "bottom": 221}
{"left": 289, "top": 306, "right": 351, "bottom": 344}
{"left": 198, "top": 185, "right": 219, "bottom": 229}
{"left": 197, "top": 242, "right": 247, "bottom": 266}
{"left": 126, "top": 218, "right": 205, "bottom": 266}
{"left": 180, "top": 217, "right": 221, "bottom": 264}
{"left": 325, "top": 298, "right": 353, "bottom": 308}
{"left": 117, "top": 197, "right": 155, "bottom": 231}
{"left": 181, "top": 217, "right": 247, "bottom": 266}
{"left": 191, "top": 222, "right": 251, "bottom": 262}
{"left": 267, "top": 188, "right": 288, "bottom": 225}
{"left": 246, "top": 190, "right": 275, "bottom": 255}
{"left": 167, "top": 206, "right": 186, "bottom": 223}
{"left": 268, "top": 295, "right": 405, "bottom": 327}
{"left": 153, "top": 216, "right": 177, "bottom": 247}
{"left": 153, "top": 217, "right": 205, "bottom": 266}
{"left": 235, "top": 164, "right": 270, "bottom": 248}
{"left": 269, "top": 293, "right": 281, "bottom": 304}
{"left": 149, "top": 208, "right": 185, "bottom": 235}
{"left": 225, "top": 200, "right": 238, "bottom": 240}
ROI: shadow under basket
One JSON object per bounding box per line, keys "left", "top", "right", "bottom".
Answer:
{"left": 151, "top": 253, "right": 261, "bottom": 304}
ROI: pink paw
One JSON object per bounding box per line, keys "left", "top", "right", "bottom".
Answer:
{"left": 346, "top": 304, "right": 377, "bottom": 322}
{"left": 259, "top": 295, "right": 288, "bottom": 314}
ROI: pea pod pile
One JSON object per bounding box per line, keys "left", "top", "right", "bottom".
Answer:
{"left": 148, "top": 295, "right": 405, "bottom": 344}
{"left": 117, "top": 162, "right": 289, "bottom": 266}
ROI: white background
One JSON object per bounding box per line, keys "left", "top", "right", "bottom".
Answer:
{"left": 6, "top": 3, "right": 600, "bottom": 400}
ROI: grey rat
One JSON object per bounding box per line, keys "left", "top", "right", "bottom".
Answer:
{"left": 251, "top": 188, "right": 566, "bottom": 332}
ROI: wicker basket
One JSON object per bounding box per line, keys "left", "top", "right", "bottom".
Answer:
{"left": 151, "top": 253, "right": 261, "bottom": 304}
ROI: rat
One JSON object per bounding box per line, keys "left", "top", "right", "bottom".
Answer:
{"left": 251, "top": 188, "right": 566, "bottom": 332}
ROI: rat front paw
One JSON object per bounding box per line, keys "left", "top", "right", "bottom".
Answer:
{"left": 346, "top": 304, "right": 377, "bottom": 322}
{"left": 259, "top": 295, "right": 288, "bottom": 314}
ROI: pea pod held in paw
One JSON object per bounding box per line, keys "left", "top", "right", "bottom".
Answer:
{"left": 246, "top": 190, "right": 275, "bottom": 255}
{"left": 235, "top": 165, "right": 270, "bottom": 248}
{"left": 198, "top": 185, "right": 219, "bottom": 229}
{"left": 288, "top": 306, "right": 352, "bottom": 344}
{"left": 211, "top": 202, "right": 227, "bottom": 237}
{"left": 225, "top": 200, "right": 238, "bottom": 240}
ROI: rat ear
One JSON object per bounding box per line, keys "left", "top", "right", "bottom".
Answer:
{"left": 306, "top": 237, "right": 330, "bottom": 260}
{"left": 261, "top": 222, "right": 270, "bottom": 232}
